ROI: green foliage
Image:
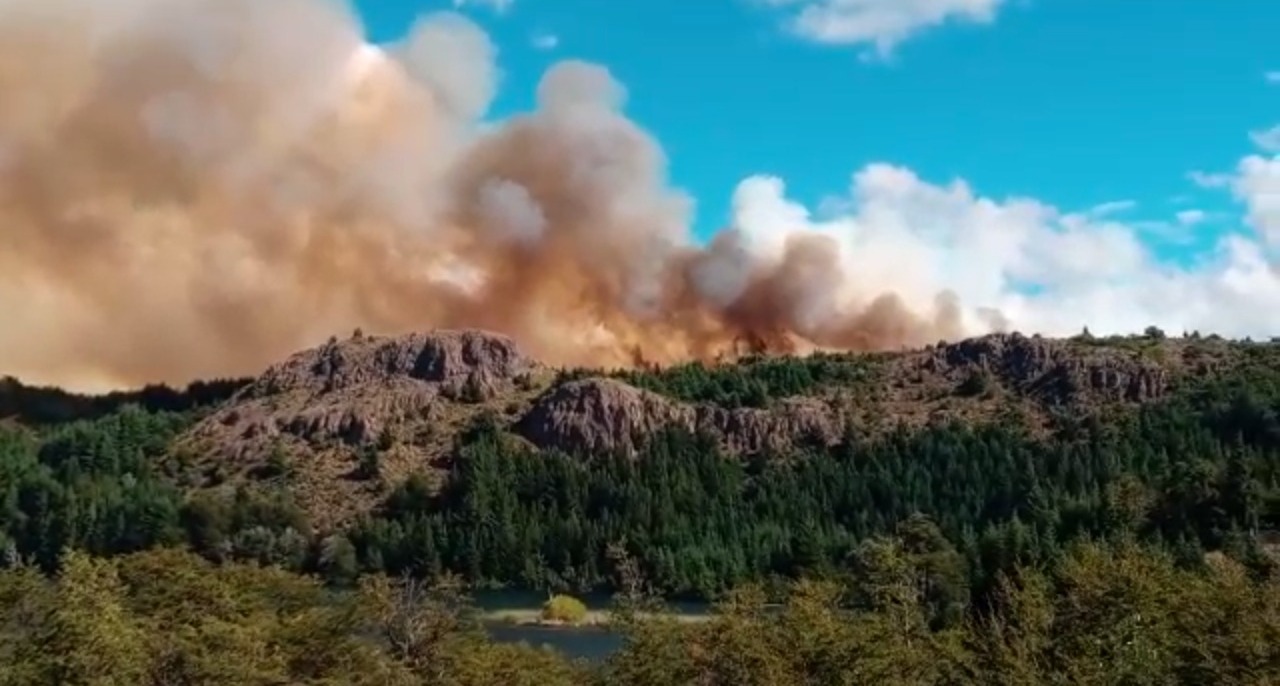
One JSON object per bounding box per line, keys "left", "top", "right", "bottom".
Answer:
{"left": 319, "top": 533, "right": 360, "bottom": 587}
{"left": 0, "top": 407, "right": 189, "bottom": 570}
{"left": 4, "top": 543, "right": 1279, "bottom": 684}
{"left": 0, "top": 406, "right": 317, "bottom": 575}
{"left": 14, "top": 551, "right": 151, "bottom": 685}
{"left": 5, "top": 344, "right": 1280, "bottom": 680}
{"left": 10, "top": 341, "right": 1280, "bottom": 610}
{"left": 259, "top": 441, "right": 294, "bottom": 480}
{"left": 357, "top": 444, "right": 382, "bottom": 481}
{"left": 377, "top": 426, "right": 397, "bottom": 452}
{"left": 9, "top": 342, "right": 1280, "bottom": 678}
{"left": 2, "top": 549, "right": 419, "bottom": 684}
{"left": 612, "top": 353, "right": 880, "bottom": 408}
{"left": 348, "top": 363, "right": 1280, "bottom": 600}
{"left": 955, "top": 369, "right": 991, "bottom": 397}
{"left": 602, "top": 540, "right": 1280, "bottom": 685}
{"left": 541, "top": 594, "right": 588, "bottom": 624}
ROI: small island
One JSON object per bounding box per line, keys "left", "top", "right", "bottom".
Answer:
{"left": 537, "top": 593, "right": 590, "bottom": 626}
{"left": 482, "top": 593, "right": 605, "bottom": 628}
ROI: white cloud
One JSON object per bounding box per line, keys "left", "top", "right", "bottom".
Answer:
{"left": 1234, "top": 154, "right": 1280, "bottom": 246}
{"left": 1086, "top": 199, "right": 1136, "bottom": 218}
{"left": 452, "top": 0, "right": 514, "bottom": 15}
{"left": 1176, "top": 209, "right": 1207, "bottom": 226}
{"left": 1189, "top": 170, "right": 1233, "bottom": 189}
{"left": 727, "top": 161, "right": 1280, "bottom": 339}
{"left": 760, "top": 0, "right": 1006, "bottom": 56}
{"left": 531, "top": 32, "right": 559, "bottom": 51}
{"left": 1251, "top": 124, "right": 1280, "bottom": 153}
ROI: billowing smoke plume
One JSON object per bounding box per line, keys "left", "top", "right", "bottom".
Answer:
{"left": 0, "top": 0, "right": 991, "bottom": 390}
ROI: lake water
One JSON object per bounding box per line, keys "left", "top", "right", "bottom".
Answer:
{"left": 473, "top": 590, "right": 708, "bottom": 663}
{"left": 484, "top": 623, "right": 626, "bottom": 663}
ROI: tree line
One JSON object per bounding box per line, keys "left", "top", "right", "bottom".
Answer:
{"left": 0, "top": 375, "right": 247, "bottom": 425}
{"left": 5, "top": 346, "right": 1280, "bottom": 608}
{"left": 4, "top": 534, "right": 1279, "bottom": 684}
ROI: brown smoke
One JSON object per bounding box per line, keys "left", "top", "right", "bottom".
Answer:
{"left": 0, "top": 0, "right": 981, "bottom": 391}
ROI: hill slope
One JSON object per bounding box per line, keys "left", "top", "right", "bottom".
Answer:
{"left": 6, "top": 326, "right": 1280, "bottom": 600}
{"left": 170, "top": 327, "right": 1264, "bottom": 528}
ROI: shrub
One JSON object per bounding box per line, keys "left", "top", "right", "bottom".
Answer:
{"left": 356, "top": 445, "right": 381, "bottom": 481}
{"left": 540, "top": 594, "right": 588, "bottom": 624}
{"left": 260, "top": 442, "right": 293, "bottom": 480}
{"left": 956, "top": 369, "right": 990, "bottom": 398}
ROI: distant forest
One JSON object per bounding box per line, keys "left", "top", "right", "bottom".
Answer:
{"left": 0, "top": 375, "right": 248, "bottom": 425}
{"left": 5, "top": 341, "right": 1280, "bottom": 607}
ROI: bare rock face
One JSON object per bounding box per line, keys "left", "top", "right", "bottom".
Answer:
{"left": 187, "top": 329, "right": 538, "bottom": 457}
{"left": 516, "top": 379, "right": 695, "bottom": 455}
{"left": 920, "top": 333, "right": 1172, "bottom": 403}
{"left": 516, "top": 377, "right": 843, "bottom": 457}
{"left": 699, "top": 399, "right": 844, "bottom": 455}
{"left": 247, "top": 329, "right": 534, "bottom": 401}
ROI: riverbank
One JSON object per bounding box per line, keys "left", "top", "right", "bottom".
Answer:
{"left": 477, "top": 605, "right": 712, "bottom": 663}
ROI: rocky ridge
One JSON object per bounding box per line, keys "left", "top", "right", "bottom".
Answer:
{"left": 914, "top": 333, "right": 1175, "bottom": 403}
{"left": 515, "top": 378, "right": 845, "bottom": 457}
{"left": 187, "top": 329, "right": 540, "bottom": 454}
{"left": 178, "top": 327, "right": 1243, "bottom": 527}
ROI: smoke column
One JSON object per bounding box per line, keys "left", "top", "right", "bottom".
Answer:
{"left": 0, "top": 0, "right": 996, "bottom": 390}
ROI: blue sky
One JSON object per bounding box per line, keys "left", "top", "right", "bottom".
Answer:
{"left": 354, "top": 0, "right": 1280, "bottom": 249}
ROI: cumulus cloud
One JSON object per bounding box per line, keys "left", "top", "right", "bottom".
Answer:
{"left": 759, "top": 0, "right": 1007, "bottom": 56}
{"left": 1234, "top": 154, "right": 1280, "bottom": 246}
{"left": 728, "top": 163, "right": 1280, "bottom": 340}
{"left": 531, "top": 32, "right": 560, "bottom": 51}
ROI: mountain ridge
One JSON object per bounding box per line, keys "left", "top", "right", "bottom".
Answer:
{"left": 117, "top": 326, "right": 1258, "bottom": 529}
{"left": 6, "top": 324, "right": 1280, "bottom": 602}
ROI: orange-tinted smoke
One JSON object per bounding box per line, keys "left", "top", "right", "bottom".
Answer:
{"left": 0, "top": 0, "right": 975, "bottom": 391}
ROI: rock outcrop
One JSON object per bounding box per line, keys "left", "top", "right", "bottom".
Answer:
{"left": 187, "top": 329, "right": 539, "bottom": 458}
{"left": 700, "top": 398, "right": 844, "bottom": 455}
{"left": 516, "top": 378, "right": 695, "bottom": 455}
{"left": 917, "top": 333, "right": 1173, "bottom": 404}
{"left": 245, "top": 329, "right": 535, "bottom": 401}
{"left": 515, "top": 378, "right": 845, "bottom": 457}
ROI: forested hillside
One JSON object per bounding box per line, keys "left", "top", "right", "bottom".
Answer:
{"left": 5, "top": 328, "right": 1280, "bottom": 681}
{"left": 5, "top": 328, "right": 1280, "bottom": 598}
